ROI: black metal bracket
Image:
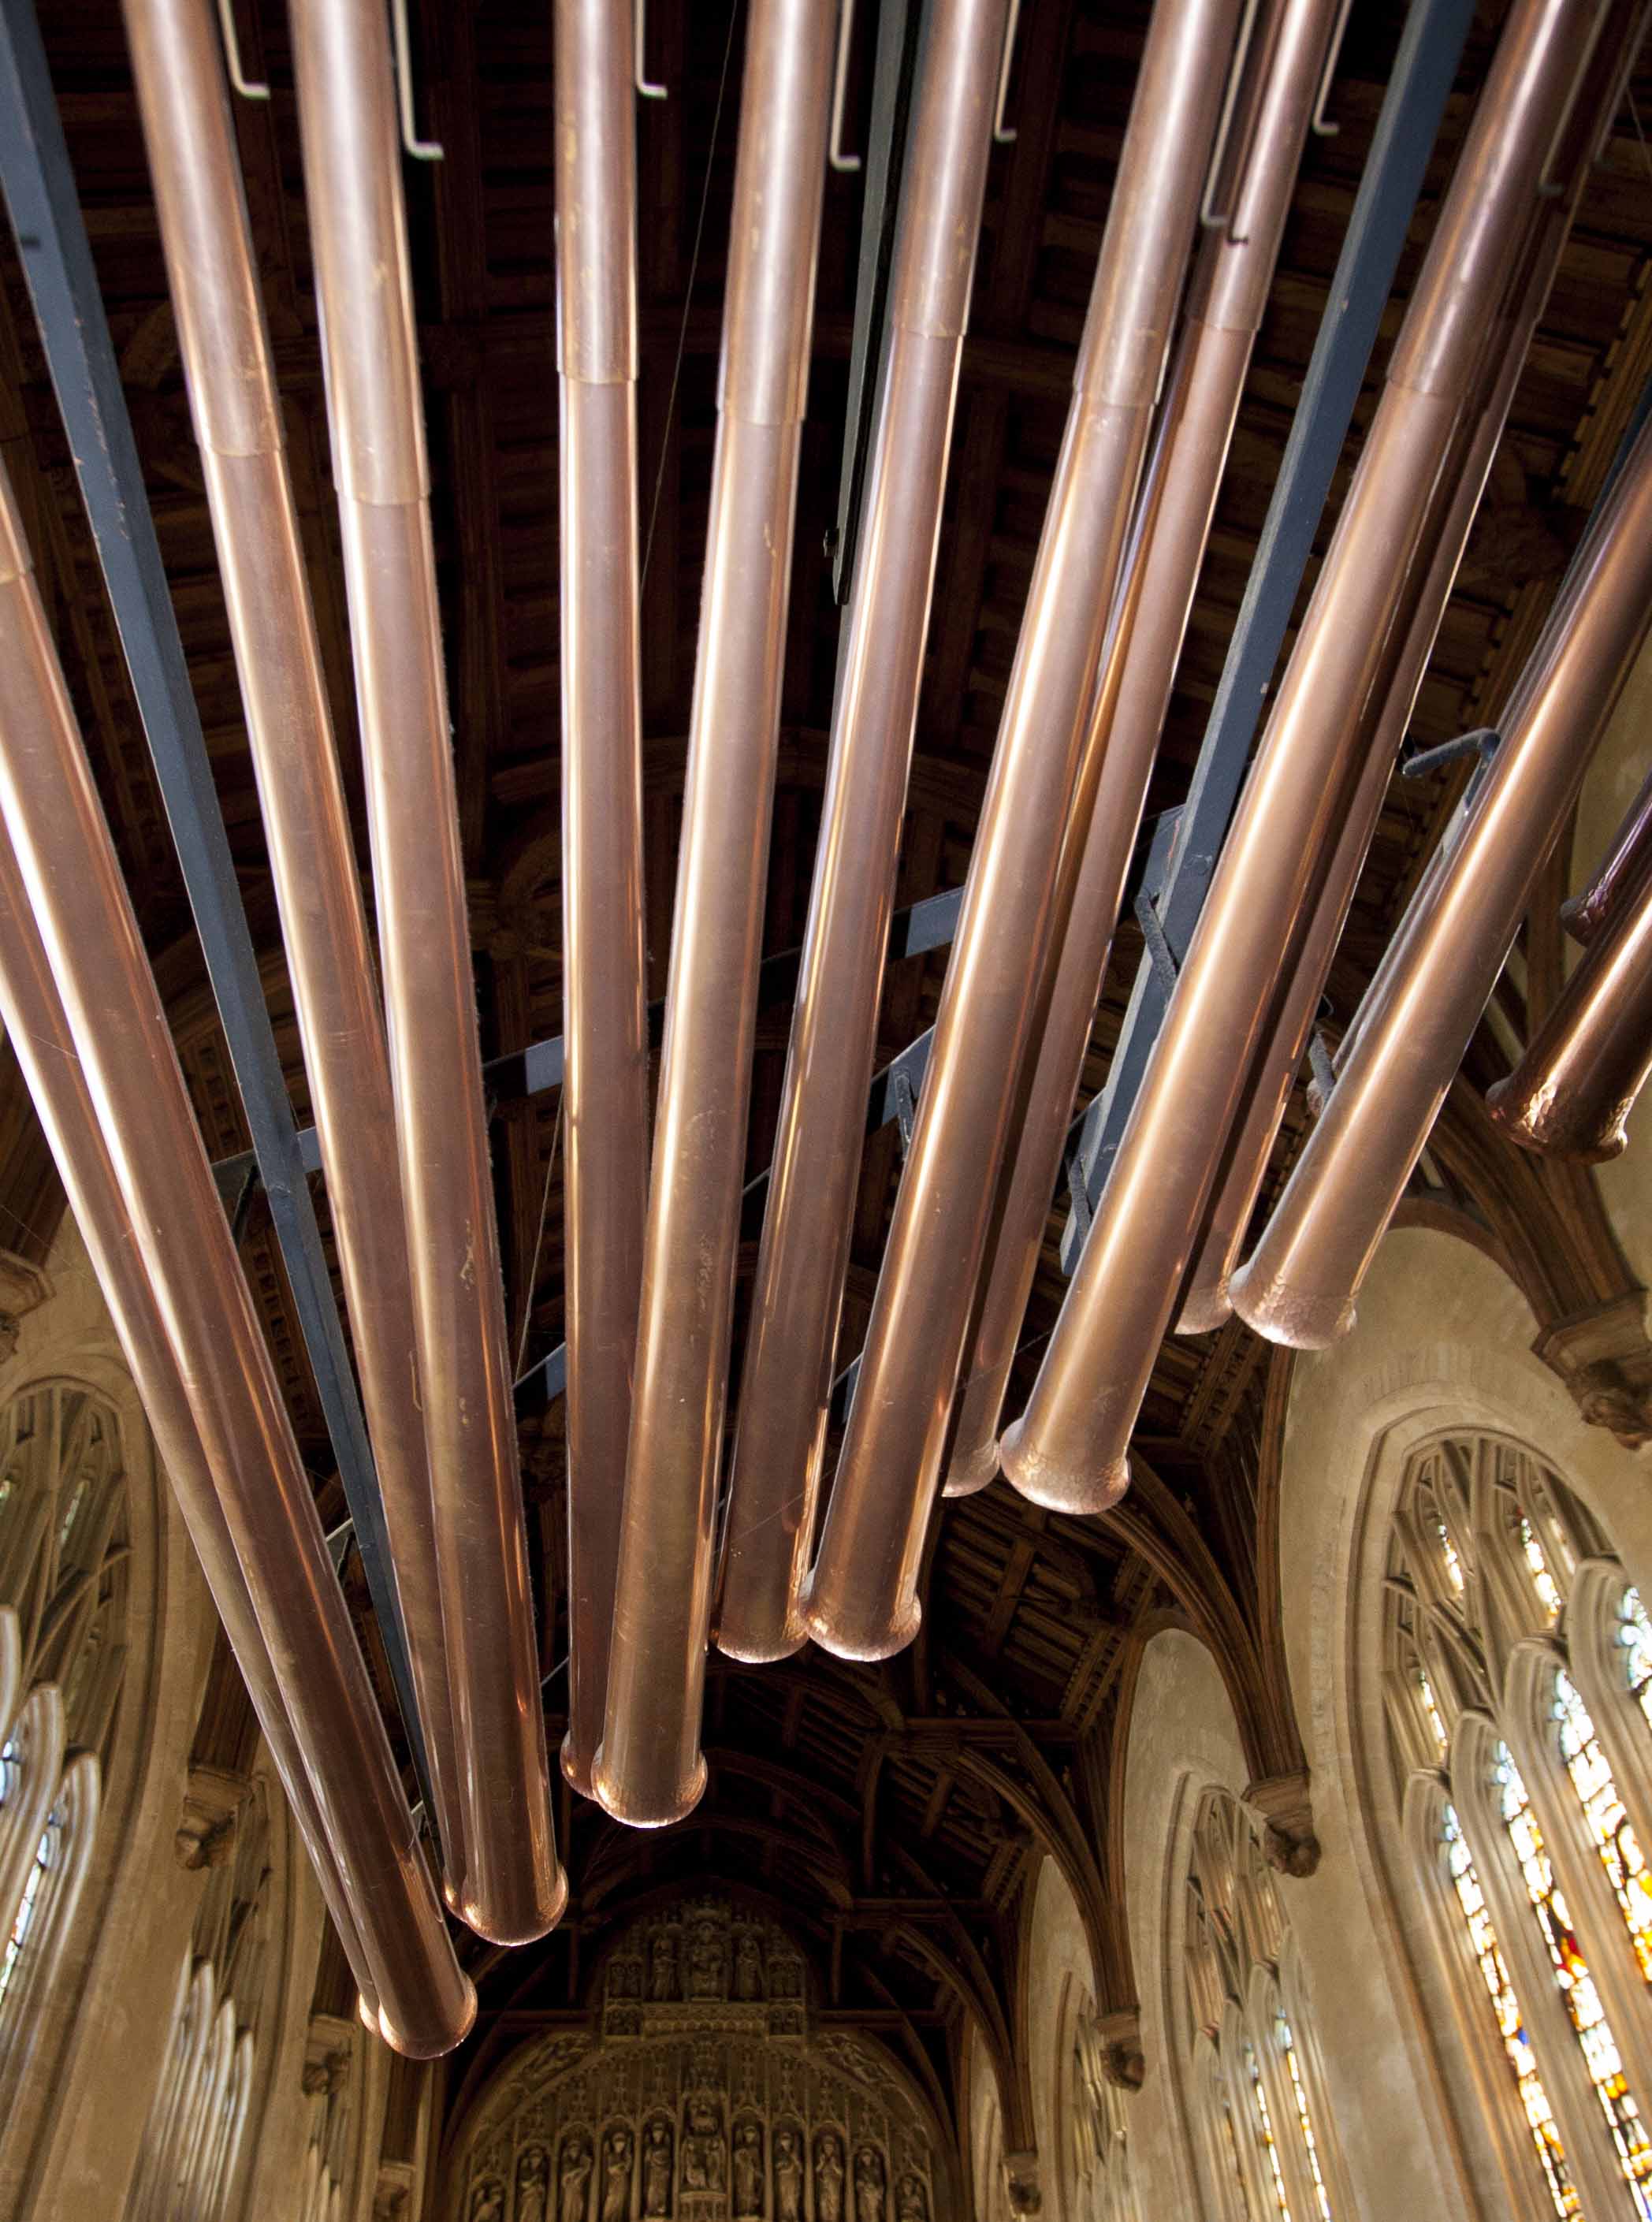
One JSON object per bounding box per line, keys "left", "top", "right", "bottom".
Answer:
{"left": 1400, "top": 725, "right": 1500, "bottom": 780}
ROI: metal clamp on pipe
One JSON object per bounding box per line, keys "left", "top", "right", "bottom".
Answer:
{"left": 802, "top": 0, "right": 1247, "bottom": 1660}
{"left": 718, "top": 0, "right": 1012, "bottom": 1666}
{"left": 288, "top": 0, "right": 563, "bottom": 1943}
{"left": 0, "top": 459, "right": 472, "bottom": 2056}
{"left": 999, "top": 0, "right": 1617, "bottom": 1516}
{"left": 593, "top": 0, "right": 837, "bottom": 1828}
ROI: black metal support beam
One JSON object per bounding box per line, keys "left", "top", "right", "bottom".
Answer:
{"left": 1059, "top": 0, "right": 1478, "bottom": 1268}
{"left": 0, "top": 0, "right": 437, "bottom": 1821}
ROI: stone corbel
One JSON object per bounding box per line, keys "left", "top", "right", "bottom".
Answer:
{"left": 303, "top": 2012, "right": 358, "bottom": 2097}
{"left": 1092, "top": 2008, "right": 1144, "bottom": 2092}
{"left": 374, "top": 2164, "right": 415, "bottom": 2221}
{"left": 0, "top": 1248, "right": 52, "bottom": 1364}
{"left": 1001, "top": 2150, "right": 1042, "bottom": 2217}
{"left": 173, "top": 1760, "right": 248, "bottom": 1871}
{"left": 1245, "top": 1770, "right": 1321, "bottom": 1878}
{"left": 1532, "top": 1292, "right": 1652, "bottom": 1451}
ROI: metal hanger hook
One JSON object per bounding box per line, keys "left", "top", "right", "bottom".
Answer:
{"left": 214, "top": 0, "right": 270, "bottom": 100}
{"left": 829, "top": 0, "right": 861, "bottom": 172}
{"left": 635, "top": 0, "right": 667, "bottom": 99}
{"left": 391, "top": 0, "right": 444, "bottom": 160}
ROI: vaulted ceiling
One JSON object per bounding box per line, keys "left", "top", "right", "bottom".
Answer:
{"left": 2, "top": 0, "right": 1649, "bottom": 2143}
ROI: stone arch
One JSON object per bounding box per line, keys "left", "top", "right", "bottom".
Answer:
{"left": 1274, "top": 1219, "right": 1652, "bottom": 2222}
{"left": 443, "top": 1892, "right": 957, "bottom": 2222}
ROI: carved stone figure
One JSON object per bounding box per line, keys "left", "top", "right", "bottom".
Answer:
{"left": 560, "top": 2135, "right": 595, "bottom": 2222}
{"left": 732, "top": 1931, "right": 764, "bottom": 2002}
{"left": 686, "top": 1920, "right": 725, "bottom": 2001}
{"left": 468, "top": 2181, "right": 505, "bottom": 2222}
{"left": 682, "top": 2100, "right": 726, "bottom": 2193}
{"left": 768, "top": 1956, "right": 801, "bottom": 2001}
{"left": 773, "top": 2128, "right": 803, "bottom": 2222}
{"left": 642, "top": 2121, "right": 673, "bottom": 2218}
{"left": 516, "top": 2145, "right": 551, "bottom": 2222}
{"left": 649, "top": 1932, "right": 678, "bottom": 2002}
{"left": 853, "top": 2146, "right": 885, "bottom": 2222}
{"left": 602, "top": 2129, "right": 634, "bottom": 2222}
{"left": 894, "top": 2174, "right": 926, "bottom": 2222}
{"left": 813, "top": 2132, "right": 844, "bottom": 2222}
{"left": 732, "top": 2121, "right": 764, "bottom": 2216}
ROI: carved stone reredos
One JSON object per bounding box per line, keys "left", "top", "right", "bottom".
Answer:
{"left": 446, "top": 1893, "right": 945, "bottom": 2222}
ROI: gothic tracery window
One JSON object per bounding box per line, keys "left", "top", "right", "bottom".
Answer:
{"left": 0, "top": 1382, "right": 128, "bottom": 2094}
{"left": 1382, "top": 1429, "right": 1652, "bottom": 2219}
{"left": 1178, "top": 1788, "right": 1347, "bottom": 2222}
{"left": 123, "top": 1777, "right": 273, "bottom": 2222}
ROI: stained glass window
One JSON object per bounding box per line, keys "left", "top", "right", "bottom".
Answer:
{"left": 1243, "top": 2041, "right": 1292, "bottom": 2218}
{"left": 1521, "top": 1517, "right": 1564, "bottom": 1623}
{"left": 1494, "top": 1745, "right": 1652, "bottom": 2216}
{"left": 0, "top": 1813, "right": 56, "bottom": 2004}
{"left": 1442, "top": 1803, "right": 1577, "bottom": 2217}
{"left": 1276, "top": 2015, "right": 1334, "bottom": 2221}
{"left": 1618, "top": 1587, "right": 1652, "bottom": 1734}
{"left": 1551, "top": 1669, "right": 1652, "bottom": 1985}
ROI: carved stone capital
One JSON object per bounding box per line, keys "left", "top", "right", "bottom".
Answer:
{"left": 1000, "top": 2150, "right": 1042, "bottom": 2217}
{"left": 1092, "top": 2008, "right": 1144, "bottom": 2092}
{"left": 1245, "top": 1771, "right": 1320, "bottom": 1878}
{"left": 1533, "top": 1293, "right": 1652, "bottom": 1451}
{"left": 173, "top": 1761, "right": 248, "bottom": 1871}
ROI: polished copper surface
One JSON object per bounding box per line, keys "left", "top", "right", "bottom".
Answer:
{"left": 122, "top": 0, "right": 461, "bottom": 1880}
{"left": 1562, "top": 762, "right": 1652, "bottom": 946}
{"left": 943, "top": 0, "right": 1344, "bottom": 1491}
{"left": 718, "top": 0, "right": 1010, "bottom": 1662}
{"left": 594, "top": 0, "right": 835, "bottom": 1822}
{"left": 289, "top": 0, "right": 561, "bottom": 1940}
{"left": 999, "top": 0, "right": 1596, "bottom": 1513}
{"left": 0, "top": 811, "right": 388, "bottom": 2032}
{"left": 554, "top": 0, "right": 650, "bottom": 1796}
{"left": 1488, "top": 845, "right": 1652, "bottom": 1160}
{"left": 1177, "top": 188, "right": 1580, "bottom": 1334}
{"left": 0, "top": 460, "right": 473, "bottom": 2058}
{"left": 802, "top": 0, "right": 1245, "bottom": 1659}
{"left": 1230, "top": 408, "right": 1652, "bottom": 1343}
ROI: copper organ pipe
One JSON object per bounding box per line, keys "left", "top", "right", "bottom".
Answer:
{"left": 553, "top": 0, "right": 651, "bottom": 1796}
{"left": 716, "top": 0, "right": 1011, "bottom": 1664}
{"left": 1487, "top": 845, "right": 1652, "bottom": 1159}
{"left": 1561, "top": 761, "right": 1652, "bottom": 945}
{"left": 0, "top": 459, "right": 473, "bottom": 2056}
{"left": 998, "top": 0, "right": 1601, "bottom": 1513}
{"left": 594, "top": 0, "right": 835, "bottom": 1823}
{"left": 1229, "top": 408, "right": 1652, "bottom": 1341}
{"left": 0, "top": 817, "right": 387, "bottom": 2032}
{"left": 1176, "top": 182, "right": 1585, "bottom": 1335}
{"left": 121, "top": 0, "right": 462, "bottom": 1880}
{"left": 802, "top": 0, "right": 1245, "bottom": 1661}
{"left": 941, "top": 0, "right": 1346, "bottom": 1492}
{"left": 287, "top": 0, "right": 561, "bottom": 1940}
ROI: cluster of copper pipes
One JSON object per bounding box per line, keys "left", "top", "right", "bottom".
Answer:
{"left": 1, "top": 0, "right": 1646, "bottom": 2056}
